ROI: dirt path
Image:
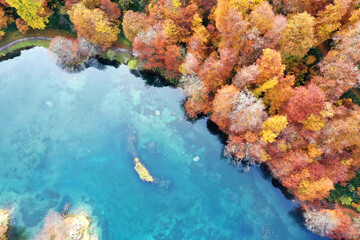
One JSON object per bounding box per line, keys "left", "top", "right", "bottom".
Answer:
{"left": 0, "top": 36, "right": 133, "bottom": 55}
{"left": 0, "top": 36, "right": 53, "bottom": 52}
{"left": 109, "top": 46, "right": 132, "bottom": 55}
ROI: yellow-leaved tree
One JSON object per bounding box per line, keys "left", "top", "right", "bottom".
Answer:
{"left": 228, "top": 0, "right": 263, "bottom": 18}
{"left": 260, "top": 115, "right": 288, "bottom": 143}
{"left": 69, "top": 3, "right": 120, "bottom": 50}
{"left": 280, "top": 12, "right": 316, "bottom": 59}
{"left": 315, "top": 0, "right": 351, "bottom": 44}
{"left": 0, "top": 7, "right": 8, "bottom": 39}
{"left": 6, "top": 0, "right": 50, "bottom": 29}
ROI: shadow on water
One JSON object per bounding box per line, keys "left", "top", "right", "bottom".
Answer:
{"left": 0, "top": 48, "right": 118, "bottom": 73}
{"left": 2, "top": 48, "right": 173, "bottom": 90}
{"left": 84, "top": 57, "right": 107, "bottom": 71}
{"left": 95, "top": 55, "right": 120, "bottom": 69}
{"left": 59, "top": 56, "right": 109, "bottom": 73}
{"left": 288, "top": 206, "right": 306, "bottom": 229}
{"left": 260, "top": 164, "right": 316, "bottom": 236}
{"left": 259, "top": 163, "right": 272, "bottom": 180}
{"left": 206, "top": 119, "right": 228, "bottom": 145}
{"left": 260, "top": 163, "right": 295, "bottom": 200}
{"left": 7, "top": 225, "right": 30, "bottom": 240}
{"left": 0, "top": 49, "right": 22, "bottom": 62}
{"left": 287, "top": 206, "right": 330, "bottom": 239}
{"left": 130, "top": 70, "right": 173, "bottom": 88}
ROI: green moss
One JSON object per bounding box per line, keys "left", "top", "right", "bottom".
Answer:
{"left": 127, "top": 59, "right": 138, "bottom": 69}
{"left": 117, "top": 32, "right": 132, "bottom": 48}
{"left": 339, "top": 196, "right": 353, "bottom": 206}
{"left": 105, "top": 50, "right": 125, "bottom": 63}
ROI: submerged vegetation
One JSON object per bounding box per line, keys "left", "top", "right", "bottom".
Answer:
{"left": 0, "top": 207, "right": 98, "bottom": 240}
{"left": 0, "top": 0, "right": 360, "bottom": 238}
{"left": 35, "top": 209, "right": 98, "bottom": 240}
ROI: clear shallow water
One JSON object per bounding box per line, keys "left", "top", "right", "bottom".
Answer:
{"left": 0, "top": 48, "right": 327, "bottom": 239}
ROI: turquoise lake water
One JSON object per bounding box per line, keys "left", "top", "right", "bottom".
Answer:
{"left": 0, "top": 48, "right": 327, "bottom": 239}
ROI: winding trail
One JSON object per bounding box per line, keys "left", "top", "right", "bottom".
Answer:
{"left": 109, "top": 46, "right": 132, "bottom": 55}
{"left": 0, "top": 36, "right": 53, "bottom": 52}
{"left": 0, "top": 36, "right": 133, "bottom": 55}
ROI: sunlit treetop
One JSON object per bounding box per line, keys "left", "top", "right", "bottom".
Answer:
{"left": 6, "top": 0, "right": 51, "bottom": 29}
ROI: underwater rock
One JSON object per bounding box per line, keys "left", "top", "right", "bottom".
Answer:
{"left": 193, "top": 156, "right": 200, "bottom": 162}
{"left": 155, "top": 179, "right": 172, "bottom": 190}
{"left": 21, "top": 193, "right": 59, "bottom": 227}
{"left": 21, "top": 201, "right": 47, "bottom": 227}
{"left": 0, "top": 209, "right": 10, "bottom": 239}
{"left": 145, "top": 142, "right": 157, "bottom": 153}
{"left": 127, "top": 126, "right": 138, "bottom": 158}
{"left": 45, "top": 101, "right": 53, "bottom": 108}
{"left": 134, "top": 158, "right": 154, "bottom": 182}
{"left": 36, "top": 210, "right": 98, "bottom": 240}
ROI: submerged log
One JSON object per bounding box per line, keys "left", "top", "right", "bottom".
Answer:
{"left": 134, "top": 157, "right": 154, "bottom": 182}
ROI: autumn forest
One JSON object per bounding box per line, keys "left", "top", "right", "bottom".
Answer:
{"left": 0, "top": 0, "right": 360, "bottom": 239}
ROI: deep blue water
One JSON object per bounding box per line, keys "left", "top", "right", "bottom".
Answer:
{"left": 0, "top": 48, "right": 327, "bottom": 239}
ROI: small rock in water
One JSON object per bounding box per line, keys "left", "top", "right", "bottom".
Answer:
{"left": 45, "top": 101, "right": 53, "bottom": 108}
{"left": 155, "top": 110, "right": 161, "bottom": 116}
{"left": 193, "top": 156, "right": 200, "bottom": 162}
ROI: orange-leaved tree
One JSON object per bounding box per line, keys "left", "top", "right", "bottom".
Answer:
{"left": 122, "top": 10, "right": 149, "bottom": 42}
{"left": 69, "top": 3, "right": 120, "bottom": 50}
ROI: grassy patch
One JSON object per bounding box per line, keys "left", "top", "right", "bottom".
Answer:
{"left": 104, "top": 49, "right": 125, "bottom": 63}
{"left": 0, "top": 29, "right": 75, "bottom": 47}
{"left": 116, "top": 32, "right": 132, "bottom": 49}
{"left": 103, "top": 49, "right": 134, "bottom": 64}
{"left": 0, "top": 40, "right": 50, "bottom": 57}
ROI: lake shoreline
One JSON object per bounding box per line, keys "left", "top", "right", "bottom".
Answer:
{"left": 0, "top": 38, "right": 358, "bottom": 240}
